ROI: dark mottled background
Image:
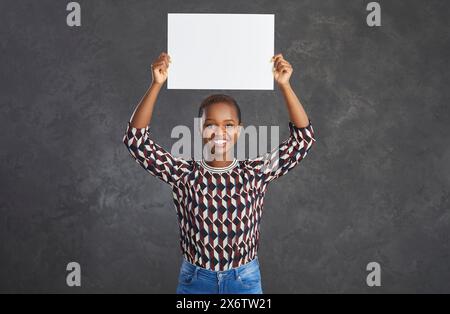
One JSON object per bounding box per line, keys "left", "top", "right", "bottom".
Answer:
{"left": 0, "top": 0, "right": 449, "bottom": 293}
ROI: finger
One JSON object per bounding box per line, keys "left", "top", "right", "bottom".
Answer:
{"left": 157, "top": 53, "right": 168, "bottom": 61}
{"left": 276, "top": 59, "right": 291, "bottom": 68}
{"left": 272, "top": 54, "right": 285, "bottom": 65}
{"left": 163, "top": 54, "right": 170, "bottom": 64}
{"left": 272, "top": 57, "right": 280, "bottom": 67}
{"left": 157, "top": 56, "right": 169, "bottom": 67}
{"left": 273, "top": 59, "right": 280, "bottom": 69}
{"left": 280, "top": 63, "right": 292, "bottom": 70}
{"left": 277, "top": 63, "right": 292, "bottom": 72}
{"left": 157, "top": 59, "right": 169, "bottom": 67}
{"left": 276, "top": 61, "right": 287, "bottom": 71}
{"left": 280, "top": 65, "right": 292, "bottom": 73}
{"left": 152, "top": 59, "right": 163, "bottom": 67}
{"left": 278, "top": 61, "right": 291, "bottom": 70}
{"left": 271, "top": 53, "right": 283, "bottom": 62}
{"left": 152, "top": 61, "right": 165, "bottom": 67}
{"left": 152, "top": 61, "right": 167, "bottom": 70}
{"left": 274, "top": 57, "right": 288, "bottom": 69}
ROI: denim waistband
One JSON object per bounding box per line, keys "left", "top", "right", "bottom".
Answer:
{"left": 180, "top": 257, "right": 260, "bottom": 280}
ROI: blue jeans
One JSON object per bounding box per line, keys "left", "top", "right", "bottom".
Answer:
{"left": 176, "top": 257, "right": 263, "bottom": 294}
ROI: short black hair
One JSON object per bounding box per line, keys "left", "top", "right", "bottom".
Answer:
{"left": 198, "top": 94, "right": 242, "bottom": 123}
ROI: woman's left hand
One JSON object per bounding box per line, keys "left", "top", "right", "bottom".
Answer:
{"left": 271, "top": 53, "right": 293, "bottom": 86}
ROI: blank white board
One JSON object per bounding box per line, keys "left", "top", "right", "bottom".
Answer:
{"left": 167, "top": 13, "right": 275, "bottom": 90}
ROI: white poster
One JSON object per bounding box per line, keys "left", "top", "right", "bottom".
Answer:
{"left": 167, "top": 13, "right": 275, "bottom": 90}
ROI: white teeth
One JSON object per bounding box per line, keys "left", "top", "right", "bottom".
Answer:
{"left": 214, "top": 139, "right": 227, "bottom": 145}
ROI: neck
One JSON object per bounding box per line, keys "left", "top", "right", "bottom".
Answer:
{"left": 203, "top": 153, "right": 235, "bottom": 168}
{"left": 205, "top": 159, "right": 235, "bottom": 168}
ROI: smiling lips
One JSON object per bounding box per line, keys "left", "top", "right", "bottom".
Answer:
{"left": 212, "top": 138, "right": 229, "bottom": 147}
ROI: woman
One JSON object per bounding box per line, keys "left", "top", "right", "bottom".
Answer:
{"left": 123, "top": 52, "right": 316, "bottom": 293}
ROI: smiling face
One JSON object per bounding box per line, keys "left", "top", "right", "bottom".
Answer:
{"left": 200, "top": 102, "right": 242, "bottom": 160}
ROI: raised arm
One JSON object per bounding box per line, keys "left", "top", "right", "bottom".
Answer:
{"left": 272, "top": 53, "right": 310, "bottom": 128}
{"left": 123, "top": 52, "right": 191, "bottom": 185}
{"left": 246, "top": 53, "right": 316, "bottom": 183}
{"left": 129, "top": 52, "right": 171, "bottom": 128}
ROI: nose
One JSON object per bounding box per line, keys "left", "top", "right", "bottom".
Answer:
{"left": 212, "top": 126, "right": 227, "bottom": 137}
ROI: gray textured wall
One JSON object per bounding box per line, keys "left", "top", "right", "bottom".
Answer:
{"left": 0, "top": 0, "right": 449, "bottom": 293}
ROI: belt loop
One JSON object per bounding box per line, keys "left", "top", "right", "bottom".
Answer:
{"left": 194, "top": 266, "right": 199, "bottom": 279}
{"left": 234, "top": 268, "right": 239, "bottom": 280}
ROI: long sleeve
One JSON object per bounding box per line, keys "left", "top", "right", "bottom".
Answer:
{"left": 123, "top": 121, "right": 192, "bottom": 186}
{"left": 245, "top": 119, "right": 316, "bottom": 184}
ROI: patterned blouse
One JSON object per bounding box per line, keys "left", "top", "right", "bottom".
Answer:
{"left": 123, "top": 119, "right": 316, "bottom": 271}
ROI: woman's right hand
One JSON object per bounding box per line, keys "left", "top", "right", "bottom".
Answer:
{"left": 151, "top": 52, "right": 171, "bottom": 85}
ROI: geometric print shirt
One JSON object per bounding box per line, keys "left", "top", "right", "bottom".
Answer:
{"left": 123, "top": 119, "right": 316, "bottom": 271}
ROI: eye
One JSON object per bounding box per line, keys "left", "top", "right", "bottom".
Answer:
{"left": 225, "top": 123, "right": 235, "bottom": 129}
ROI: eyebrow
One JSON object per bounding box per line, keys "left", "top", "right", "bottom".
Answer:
{"left": 204, "top": 119, "right": 236, "bottom": 123}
